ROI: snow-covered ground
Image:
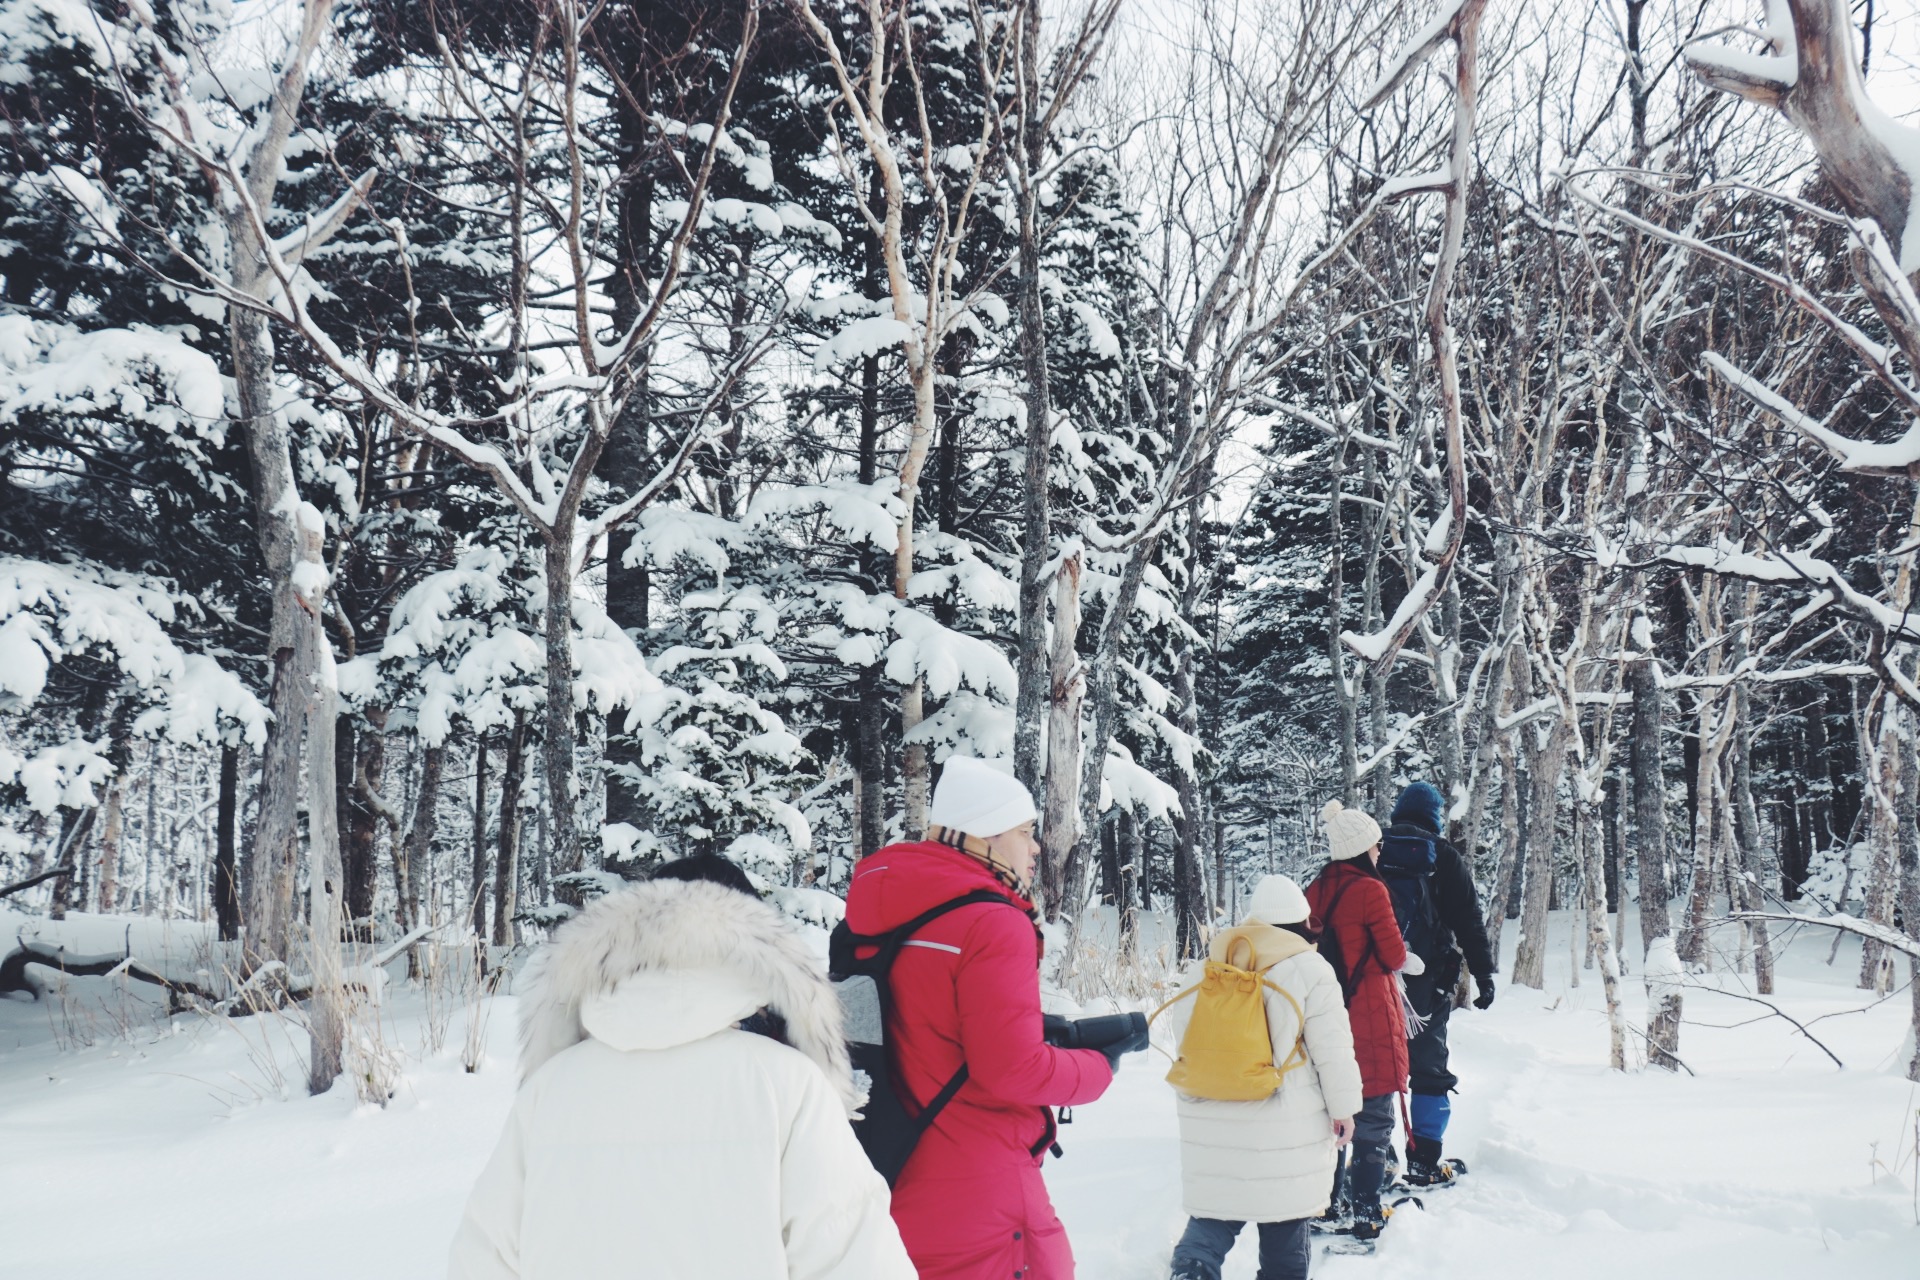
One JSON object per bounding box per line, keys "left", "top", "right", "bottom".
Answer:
{"left": 1, "top": 905, "right": 1914, "bottom": 1279}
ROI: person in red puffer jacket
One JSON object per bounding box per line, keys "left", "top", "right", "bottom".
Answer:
{"left": 843, "top": 757, "right": 1114, "bottom": 1280}
{"left": 1303, "top": 799, "right": 1409, "bottom": 1245}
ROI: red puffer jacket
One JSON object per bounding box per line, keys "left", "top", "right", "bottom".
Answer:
{"left": 844, "top": 840, "right": 1112, "bottom": 1280}
{"left": 1305, "top": 859, "right": 1409, "bottom": 1098}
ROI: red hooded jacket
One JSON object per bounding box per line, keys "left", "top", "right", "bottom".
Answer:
{"left": 1305, "top": 859, "right": 1409, "bottom": 1098}
{"left": 844, "top": 839, "right": 1112, "bottom": 1280}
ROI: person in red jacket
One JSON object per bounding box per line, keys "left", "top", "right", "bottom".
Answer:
{"left": 1303, "top": 799, "right": 1409, "bottom": 1246}
{"left": 843, "top": 757, "right": 1115, "bottom": 1280}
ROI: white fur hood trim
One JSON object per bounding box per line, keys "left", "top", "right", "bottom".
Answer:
{"left": 517, "top": 879, "right": 859, "bottom": 1114}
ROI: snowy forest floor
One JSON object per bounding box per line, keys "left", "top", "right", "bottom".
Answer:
{"left": 0, "top": 907, "right": 1915, "bottom": 1279}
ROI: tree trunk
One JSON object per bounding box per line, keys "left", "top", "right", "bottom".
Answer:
{"left": 600, "top": 93, "right": 651, "bottom": 837}
{"left": 47, "top": 806, "right": 95, "bottom": 922}
{"left": 232, "top": 286, "right": 306, "bottom": 968}
{"left": 1040, "top": 553, "right": 1084, "bottom": 920}
{"left": 1804, "top": 685, "right": 1834, "bottom": 857}
{"left": 1170, "top": 642, "right": 1205, "bottom": 959}
{"left": 299, "top": 512, "right": 346, "bottom": 1097}
{"left": 495, "top": 710, "right": 529, "bottom": 947}
{"left": 852, "top": 338, "right": 889, "bottom": 860}
{"left": 1577, "top": 791, "right": 1628, "bottom": 1069}
{"left": 344, "top": 706, "right": 388, "bottom": 929}
{"left": 1075, "top": 540, "right": 1159, "bottom": 901}
{"left": 1129, "top": 806, "right": 1149, "bottom": 910}
{"left": 542, "top": 538, "right": 580, "bottom": 882}
{"left": 1328, "top": 440, "right": 1359, "bottom": 804}
{"left": 1858, "top": 704, "right": 1903, "bottom": 992}
{"left": 401, "top": 742, "right": 444, "bottom": 936}
{"left": 1608, "top": 767, "right": 1629, "bottom": 970}
{"left": 1460, "top": 574, "right": 1521, "bottom": 867}
{"left": 471, "top": 735, "right": 490, "bottom": 942}
{"left": 1899, "top": 754, "right": 1920, "bottom": 1081}
{"left": 856, "top": 667, "right": 888, "bottom": 858}
{"left": 1511, "top": 718, "right": 1570, "bottom": 989}
{"left": 213, "top": 743, "right": 241, "bottom": 941}
{"left": 1010, "top": 0, "right": 1052, "bottom": 801}
{"left": 1680, "top": 689, "right": 1732, "bottom": 967}
{"left": 1485, "top": 747, "right": 1522, "bottom": 958}
{"left": 1630, "top": 610, "right": 1682, "bottom": 1069}
{"left": 1730, "top": 597, "right": 1773, "bottom": 992}
{"left": 96, "top": 772, "right": 124, "bottom": 914}
{"left": 335, "top": 715, "right": 357, "bottom": 929}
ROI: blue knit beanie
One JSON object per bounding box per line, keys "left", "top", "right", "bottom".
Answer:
{"left": 1391, "top": 780, "right": 1446, "bottom": 833}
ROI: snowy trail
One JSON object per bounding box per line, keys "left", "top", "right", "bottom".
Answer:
{"left": 1055, "top": 916, "right": 1918, "bottom": 1279}
{"left": 1, "top": 908, "right": 1914, "bottom": 1278}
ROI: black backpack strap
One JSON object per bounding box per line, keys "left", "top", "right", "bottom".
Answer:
{"left": 1321, "top": 877, "right": 1380, "bottom": 1005}
{"left": 870, "top": 889, "right": 1012, "bottom": 975}
{"left": 869, "top": 889, "right": 1018, "bottom": 1128}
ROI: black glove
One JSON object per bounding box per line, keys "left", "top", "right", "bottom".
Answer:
{"left": 1473, "top": 976, "right": 1496, "bottom": 1010}
{"left": 1102, "top": 1021, "right": 1152, "bottom": 1072}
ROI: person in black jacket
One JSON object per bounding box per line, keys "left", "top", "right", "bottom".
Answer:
{"left": 1384, "top": 781, "right": 1495, "bottom": 1187}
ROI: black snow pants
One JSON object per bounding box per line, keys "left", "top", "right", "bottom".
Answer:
{"left": 1406, "top": 970, "right": 1456, "bottom": 1147}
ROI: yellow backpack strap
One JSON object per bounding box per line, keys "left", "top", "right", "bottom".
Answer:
{"left": 1261, "top": 977, "right": 1311, "bottom": 1078}
{"left": 1148, "top": 981, "right": 1201, "bottom": 1026}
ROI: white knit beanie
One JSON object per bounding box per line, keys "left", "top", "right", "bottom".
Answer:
{"left": 1245, "top": 874, "right": 1311, "bottom": 926}
{"left": 1322, "top": 799, "right": 1382, "bottom": 862}
{"left": 927, "top": 757, "right": 1037, "bottom": 839}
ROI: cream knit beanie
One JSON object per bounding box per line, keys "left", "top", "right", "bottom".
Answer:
{"left": 1245, "top": 874, "right": 1312, "bottom": 926}
{"left": 926, "top": 757, "right": 1038, "bottom": 838}
{"left": 1322, "top": 799, "right": 1382, "bottom": 861}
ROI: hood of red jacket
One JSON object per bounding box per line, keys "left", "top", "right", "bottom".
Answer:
{"left": 844, "top": 839, "right": 1036, "bottom": 935}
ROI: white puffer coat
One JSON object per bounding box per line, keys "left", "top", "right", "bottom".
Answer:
{"left": 448, "top": 880, "right": 915, "bottom": 1280}
{"left": 1163, "top": 923, "right": 1366, "bottom": 1224}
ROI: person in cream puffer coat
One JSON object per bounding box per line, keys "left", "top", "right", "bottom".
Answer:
{"left": 1162, "top": 875, "right": 1364, "bottom": 1280}
{"left": 447, "top": 877, "right": 915, "bottom": 1280}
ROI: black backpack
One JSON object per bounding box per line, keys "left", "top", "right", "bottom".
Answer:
{"left": 828, "top": 889, "right": 1018, "bottom": 1186}
{"left": 1378, "top": 830, "right": 1445, "bottom": 965}
{"left": 1313, "top": 877, "right": 1376, "bottom": 1007}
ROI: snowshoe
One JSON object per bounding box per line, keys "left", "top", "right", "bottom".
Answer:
{"left": 1321, "top": 1195, "right": 1422, "bottom": 1257}
{"left": 1309, "top": 1199, "right": 1355, "bottom": 1236}
{"left": 1320, "top": 1234, "right": 1377, "bottom": 1258}
{"left": 1403, "top": 1155, "right": 1468, "bottom": 1189}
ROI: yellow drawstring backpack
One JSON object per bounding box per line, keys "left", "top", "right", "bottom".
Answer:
{"left": 1150, "top": 931, "right": 1308, "bottom": 1101}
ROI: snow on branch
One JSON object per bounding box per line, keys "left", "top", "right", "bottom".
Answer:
{"left": 1098, "top": 741, "right": 1181, "bottom": 822}
{"left": 0, "top": 558, "right": 267, "bottom": 804}
{"left": 1655, "top": 539, "right": 1920, "bottom": 646}
{"left": 1725, "top": 910, "right": 1920, "bottom": 960}
{"left": 1566, "top": 180, "right": 1920, "bottom": 418}
{"left": 1379, "top": 168, "right": 1454, "bottom": 201}
{"left": 1683, "top": 0, "right": 1798, "bottom": 104}
{"left": 1702, "top": 351, "right": 1920, "bottom": 477}
{"left": 1362, "top": 0, "right": 1473, "bottom": 110}
{"left": 1342, "top": 566, "right": 1439, "bottom": 663}
{"left": 885, "top": 607, "right": 1016, "bottom": 701}
{"left": 268, "top": 166, "right": 377, "bottom": 268}
{"left": 1342, "top": 0, "right": 1487, "bottom": 675}
{"left": 1685, "top": 0, "right": 1920, "bottom": 273}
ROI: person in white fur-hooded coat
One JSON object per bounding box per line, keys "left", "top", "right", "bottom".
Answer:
{"left": 1160, "top": 875, "right": 1364, "bottom": 1280}
{"left": 447, "top": 875, "right": 915, "bottom": 1280}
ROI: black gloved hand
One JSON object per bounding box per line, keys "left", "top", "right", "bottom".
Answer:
{"left": 1102, "top": 1021, "right": 1152, "bottom": 1072}
{"left": 1473, "top": 976, "right": 1496, "bottom": 1010}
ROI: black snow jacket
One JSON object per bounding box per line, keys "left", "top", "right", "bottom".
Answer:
{"left": 1384, "top": 819, "right": 1496, "bottom": 983}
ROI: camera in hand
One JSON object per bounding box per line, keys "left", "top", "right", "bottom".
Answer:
{"left": 1042, "top": 1011, "right": 1149, "bottom": 1056}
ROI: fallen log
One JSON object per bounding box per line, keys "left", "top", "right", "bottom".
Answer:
{"left": 0, "top": 940, "right": 220, "bottom": 1007}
